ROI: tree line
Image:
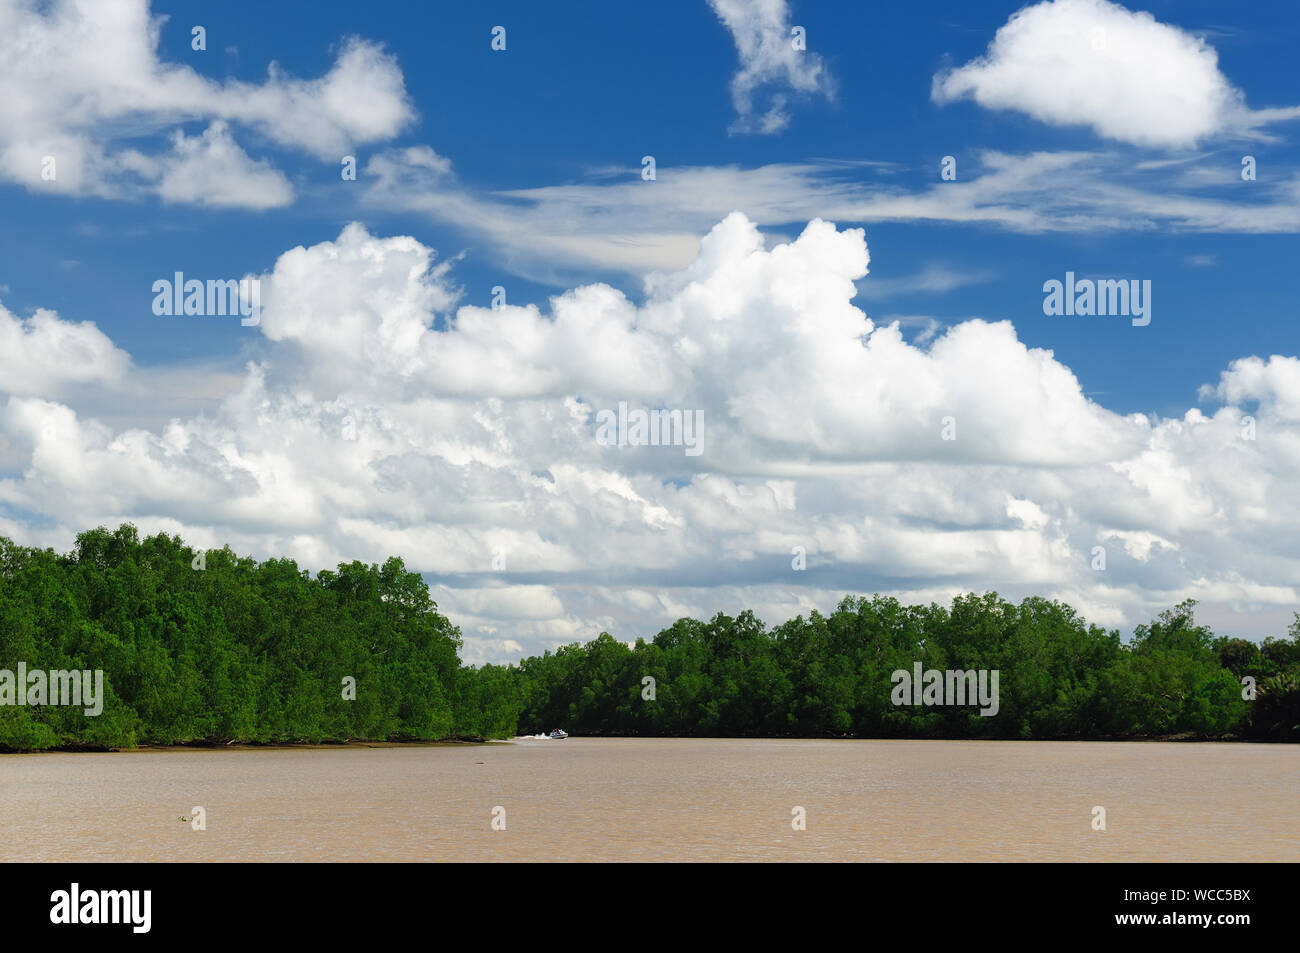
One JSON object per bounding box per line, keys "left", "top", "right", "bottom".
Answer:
{"left": 1, "top": 526, "right": 1296, "bottom": 751}
{"left": 0, "top": 526, "right": 519, "bottom": 751}
{"left": 513, "top": 595, "right": 1300, "bottom": 741}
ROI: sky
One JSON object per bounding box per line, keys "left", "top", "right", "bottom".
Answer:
{"left": 1, "top": 0, "right": 1299, "bottom": 662}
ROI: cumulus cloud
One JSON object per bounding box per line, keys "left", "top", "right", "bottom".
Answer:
{"left": 149, "top": 122, "right": 295, "bottom": 209}
{"left": 0, "top": 216, "right": 1297, "bottom": 661}
{"left": 0, "top": 302, "right": 131, "bottom": 397}
{"left": 258, "top": 222, "right": 463, "bottom": 389}
{"left": 0, "top": 0, "right": 413, "bottom": 205}
{"left": 932, "top": 0, "right": 1300, "bottom": 148}
{"left": 707, "top": 0, "right": 835, "bottom": 133}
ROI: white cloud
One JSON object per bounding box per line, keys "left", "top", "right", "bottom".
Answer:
{"left": 0, "top": 0, "right": 413, "bottom": 206}
{"left": 707, "top": 0, "right": 835, "bottom": 134}
{"left": 150, "top": 122, "right": 294, "bottom": 209}
{"left": 1, "top": 216, "right": 1297, "bottom": 661}
{"left": 876, "top": 315, "right": 944, "bottom": 346}
{"left": 258, "top": 222, "right": 463, "bottom": 389}
{"left": 364, "top": 147, "right": 1300, "bottom": 280}
{"left": 932, "top": 0, "right": 1299, "bottom": 148}
{"left": 0, "top": 302, "right": 131, "bottom": 397}
{"left": 1203, "top": 355, "right": 1300, "bottom": 421}
{"left": 855, "top": 263, "right": 995, "bottom": 300}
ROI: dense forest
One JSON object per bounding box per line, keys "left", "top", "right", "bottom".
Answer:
{"left": 514, "top": 595, "right": 1300, "bottom": 741}
{"left": 1, "top": 526, "right": 1297, "bottom": 751}
{"left": 0, "top": 525, "right": 520, "bottom": 751}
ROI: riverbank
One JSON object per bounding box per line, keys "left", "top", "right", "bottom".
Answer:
{"left": 1, "top": 736, "right": 504, "bottom": 755}
{"left": 7, "top": 728, "right": 1284, "bottom": 754}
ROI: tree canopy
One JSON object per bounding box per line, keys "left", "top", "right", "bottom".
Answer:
{"left": 512, "top": 594, "right": 1300, "bottom": 742}
{"left": 0, "top": 525, "right": 519, "bottom": 751}
{"left": 1, "top": 526, "right": 1296, "bottom": 751}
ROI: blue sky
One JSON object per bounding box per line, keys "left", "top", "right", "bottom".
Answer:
{"left": 6, "top": 0, "right": 1298, "bottom": 413}
{"left": 2, "top": 0, "right": 1299, "bottom": 659}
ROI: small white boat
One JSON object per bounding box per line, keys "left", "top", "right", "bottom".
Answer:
{"left": 549, "top": 729, "right": 568, "bottom": 740}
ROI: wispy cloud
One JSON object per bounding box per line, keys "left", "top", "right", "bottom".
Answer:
{"left": 707, "top": 0, "right": 836, "bottom": 134}
{"left": 363, "top": 146, "right": 1300, "bottom": 281}
{"left": 856, "top": 264, "right": 996, "bottom": 300}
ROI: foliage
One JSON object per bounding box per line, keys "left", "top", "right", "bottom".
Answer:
{"left": 514, "top": 595, "right": 1295, "bottom": 741}
{"left": 2, "top": 525, "right": 1293, "bottom": 749}
{"left": 0, "top": 526, "right": 518, "bottom": 750}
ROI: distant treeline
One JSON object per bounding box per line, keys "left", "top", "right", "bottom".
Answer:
{"left": 0, "top": 526, "right": 519, "bottom": 751}
{"left": 514, "top": 595, "right": 1300, "bottom": 742}
{"left": 1, "top": 527, "right": 1297, "bottom": 752}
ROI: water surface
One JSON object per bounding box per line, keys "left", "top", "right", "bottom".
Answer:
{"left": 3, "top": 738, "right": 1295, "bottom": 862}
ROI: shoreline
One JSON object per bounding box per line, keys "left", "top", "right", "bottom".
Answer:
{"left": 6, "top": 732, "right": 1276, "bottom": 755}
{"left": 1, "top": 737, "right": 505, "bottom": 755}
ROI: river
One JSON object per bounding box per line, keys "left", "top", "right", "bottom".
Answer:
{"left": 3, "top": 738, "right": 1295, "bottom": 862}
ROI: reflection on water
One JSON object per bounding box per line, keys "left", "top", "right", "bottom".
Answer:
{"left": 2, "top": 738, "right": 1296, "bottom": 862}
